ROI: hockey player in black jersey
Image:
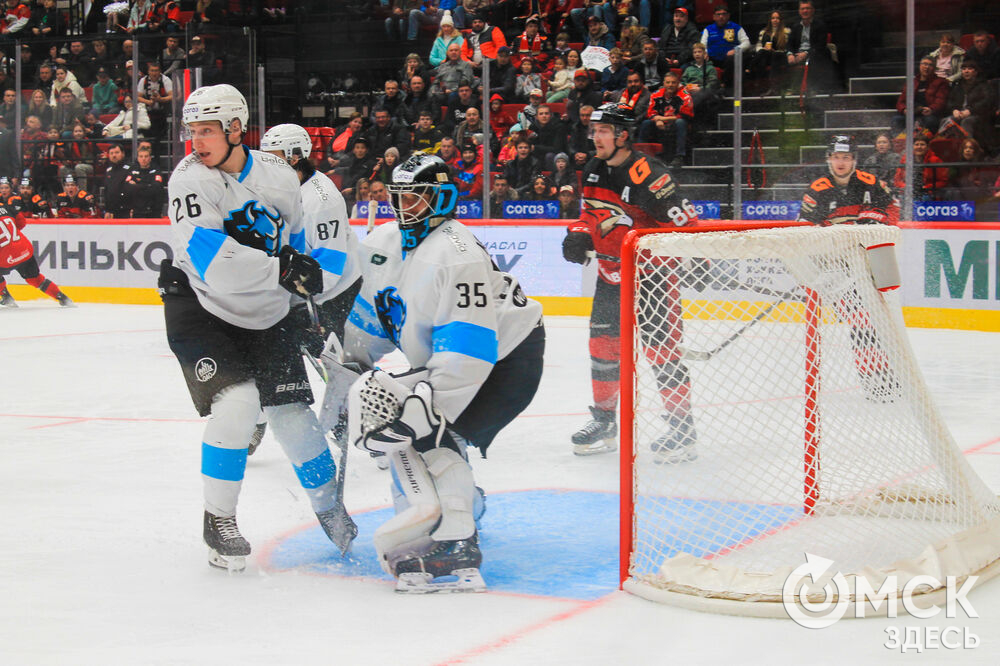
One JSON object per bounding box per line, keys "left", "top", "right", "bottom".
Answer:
{"left": 799, "top": 135, "right": 901, "bottom": 402}
{"left": 798, "top": 135, "right": 899, "bottom": 226}
{"left": 562, "top": 102, "right": 700, "bottom": 462}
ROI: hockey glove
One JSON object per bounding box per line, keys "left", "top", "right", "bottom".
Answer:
{"left": 278, "top": 245, "right": 323, "bottom": 296}
{"left": 562, "top": 231, "right": 593, "bottom": 265}
{"left": 361, "top": 381, "right": 440, "bottom": 454}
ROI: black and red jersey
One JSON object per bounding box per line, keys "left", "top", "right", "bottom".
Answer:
{"left": 54, "top": 190, "right": 98, "bottom": 218}
{"left": 568, "top": 150, "right": 697, "bottom": 285}
{"left": 7, "top": 193, "right": 50, "bottom": 217}
{"left": 798, "top": 169, "right": 900, "bottom": 226}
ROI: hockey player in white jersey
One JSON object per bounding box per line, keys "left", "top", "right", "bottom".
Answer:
{"left": 249, "top": 124, "right": 364, "bottom": 457}
{"left": 342, "top": 153, "right": 545, "bottom": 592}
{"left": 159, "top": 84, "right": 355, "bottom": 571}
{"left": 260, "top": 123, "right": 362, "bottom": 342}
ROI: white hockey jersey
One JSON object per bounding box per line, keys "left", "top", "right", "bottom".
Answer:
{"left": 345, "top": 219, "right": 543, "bottom": 422}
{"left": 167, "top": 146, "right": 305, "bottom": 329}
{"left": 300, "top": 171, "right": 361, "bottom": 305}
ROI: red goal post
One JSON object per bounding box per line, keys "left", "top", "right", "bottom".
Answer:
{"left": 617, "top": 221, "right": 1000, "bottom": 616}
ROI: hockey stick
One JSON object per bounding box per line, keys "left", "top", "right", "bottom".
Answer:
{"left": 679, "top": 298, "right": 785, "bottom": 361}
{"left": 296, "top": 295, "right": 355, "bottom": 555}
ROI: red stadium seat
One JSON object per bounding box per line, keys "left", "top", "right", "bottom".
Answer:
{"left": 633, "top": 143, "right": 661, "bottom": 157}
{"left": 99, "top": 113, "right": 118, "bottom": 125}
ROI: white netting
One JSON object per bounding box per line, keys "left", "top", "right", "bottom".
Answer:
{"left": 624, "top": 225, "right": 1000, "bottom": 611}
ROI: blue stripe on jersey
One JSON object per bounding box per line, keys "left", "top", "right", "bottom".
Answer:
{"left": 237, "top": 146, "right": 253, "bottom": 183}
{"left": 289, "top": 230, "right": 306, "bottom": 252}
{"left": 293, "top": 449, "right": 336, "bottom": 489}
{"left": 432, "top": 321, "right": 498, "bottom": 364}
{"left": 348, "top": 294, "right": 388, "bottom": 339}
{"left": 201, "top": 443, "right": 247, "bottom": 482}
{"left": 311, "top": 248, "right": 347, "bottom": 275}
{"left": 186, "top": 226, "right": 228, "bottom": 281}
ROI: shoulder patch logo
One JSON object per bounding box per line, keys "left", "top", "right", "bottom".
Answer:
{"left": 374, "top": 286, "right": 406, "bottom": 346}
{"left": 587, "top": 173, "right": 600, "bottom": 183}
{"left": 195, "top": 357, "right": 217, "bottom": 382}
{"left": 648, "top": 173, "right": 672, "bottom": 193}
{"left": 223, "top": 200, "right": 284, "bottom": 256}
{"left": 371, "top": 254, "right": 387, "bottom": 265}
{"left": 628, "top": 157, "right": 651, "bottom": 184}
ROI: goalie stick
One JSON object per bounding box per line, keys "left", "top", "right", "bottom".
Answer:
{"left": 302, "top": 294, "right": 356, "bottom": 555}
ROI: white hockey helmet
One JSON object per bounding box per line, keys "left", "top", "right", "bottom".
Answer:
{"left": 182, "top": 84, "right": 249, "bottom": 134}
{"left": 260, "top": 123, "right": 312, "bottom": 161}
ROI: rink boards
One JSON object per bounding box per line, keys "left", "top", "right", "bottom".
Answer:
{"left": 5, "top": 218, "right": 1000, "bottom": 331}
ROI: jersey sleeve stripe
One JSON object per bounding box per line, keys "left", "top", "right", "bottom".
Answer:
{"left": 431, "top": 322, "right": 498, "bottom": 364}
{"left": 311, "top": 247, "right": 346, "bottom": 275}
{"left": 201, "top": 443, "right": 247, "bottom": 482}
{"left": 348, "top": 294, "right": 388, "bottom": 338}
{"left": 186, "top": 226, "right": 228, "bottom": 281}
{"left": 289, "top": 229, "right": 305, "bottom": 252}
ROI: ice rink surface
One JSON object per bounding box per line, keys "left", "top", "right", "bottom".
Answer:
{"left": 2, "top": 303, "right": 998, "bottom": 665}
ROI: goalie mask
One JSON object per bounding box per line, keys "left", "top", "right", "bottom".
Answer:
{"left": 387, "top": 154, "right": 458, "bottom": 252}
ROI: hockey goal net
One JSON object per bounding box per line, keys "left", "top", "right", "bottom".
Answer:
{"left": 619, "top": 222, "right": 1000, "bottom": 616}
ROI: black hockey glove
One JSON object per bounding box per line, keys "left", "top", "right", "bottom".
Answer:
{"left": 562, "top": 231, "right": 593, "bottom": 265}
{"left": 278, "top": 245, "right": 323, "bottom": 296}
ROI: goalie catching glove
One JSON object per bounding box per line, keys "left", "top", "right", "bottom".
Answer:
{"left": 349, "top": 370, "right": 441, "bottom": 454}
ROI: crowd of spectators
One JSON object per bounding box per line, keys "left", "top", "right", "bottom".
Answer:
{"left": 333, "top": 1, "right": 1000, "bottom": 209}
{"left": 0, "top": 0, "right": 236, "bottom": 216}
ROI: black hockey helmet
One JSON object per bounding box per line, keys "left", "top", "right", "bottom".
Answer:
{"left": 589, "top": 102, "right": 636, "bottom": 143}
{"left": 827, "top": 134, "right": 856, "bottom": 156}
{"left": 387, "top": 154, "right": 458, "bottom": 241}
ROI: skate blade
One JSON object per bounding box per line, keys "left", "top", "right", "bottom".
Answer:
{"left": 395, "top": 568, "right": 486, "bottom": 594}
{"left": 573, "top": 439, "right": 617, "bottom": 456}
{"left": 325, "top": 514, "right": 359, "bottom": 556}
{"left": 208, "top": 548, "right": 247, "bottom": 572}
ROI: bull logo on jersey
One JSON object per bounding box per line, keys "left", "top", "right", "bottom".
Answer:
{"left": 374, "top": 286, "right": 406, "bottom": 346}
{"left": 224, "top": 200, "right": 284, "bottom": 256}
{"left": 584, "top": 198, "right": 634, "bottom": 237}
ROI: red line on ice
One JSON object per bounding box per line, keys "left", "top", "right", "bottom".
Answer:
{"left": 434, "top": 594, "right": 616, "bottom": 666}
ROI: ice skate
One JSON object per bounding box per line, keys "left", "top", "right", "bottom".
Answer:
{"left": 247, "top": 422, "right": 267, "bottom": 456}
{"left": 392, "top": 533, "right": 486, "bottom": 594}
{"left": 571, "top": 406, "right": 617, "bottom": 455}
{"left": 203, "top": 511, "right": 251, "bottom": 572}
{"left": 0, "top": 289, "right": 16, "bottom": 308}
{"left": 316, "top": 503, "right": 358, "bottom": 556}
{"left": 57, "top": 293, "right": 76, "bottom": 308}
{"left": 651, "top": 413, "right": 698, "bottom": 464}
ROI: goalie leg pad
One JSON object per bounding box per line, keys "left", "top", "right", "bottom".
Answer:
{"left": 373, "top": 447, "right": 442, "bottom": 574}
{"left": 423, "top": 447, "right": 477, "bottom": 542}
{"left": 202, "top": 381, "right": 260, "bottom": 518}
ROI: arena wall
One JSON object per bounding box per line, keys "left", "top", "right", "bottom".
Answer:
{"left": 6, "top": 219, "right": 1000, "bottom": 331}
